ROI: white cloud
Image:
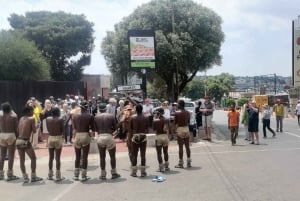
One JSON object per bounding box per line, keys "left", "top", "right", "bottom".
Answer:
{"left": 1, "top": 0, "right": 300, "bottom": 77}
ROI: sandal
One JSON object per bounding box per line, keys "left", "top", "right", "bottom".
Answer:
{"left": 31, "top": 176, "right": 43, "bottom": 183}
{"left": 81, "top": 176, "right": 90, "bottom": 182}
{"left": 175, "top": 164, "right": 184, "bottom": 168}
{"left": 23, "top": 178, "right": 30, "bottom": 183}
{"left": 55, "top": 177, "right": 65, "bottom": 182}
{"left": 73, "top": 176, "right": 79, "bottom": 181}
{"left": 130, "top": 172, "right": 137, "bottom": 177}
{"left": 99, "top": 175, "right": 106, "bottom": 180}
{"left": 111, "top": 173, "right": 120, "bottom": 179}
{"left": 6, "top": 175, "right": 19, "bottom": 181}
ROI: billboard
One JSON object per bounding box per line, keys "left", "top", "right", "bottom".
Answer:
{"left": 128, "top": 30, "right": 156, "bottom": 69}
{"left": 293, "top": 18, "right": 300, "bottom": 87}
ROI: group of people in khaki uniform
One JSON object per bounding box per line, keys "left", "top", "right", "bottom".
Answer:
{"left": 0, "top": 97, "right": 193, "bottom": 183}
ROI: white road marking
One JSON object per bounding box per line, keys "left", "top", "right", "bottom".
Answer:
{"left": 285, "top": 131, "right": 300, "bottom": 138}
{"left": 189, "top": 147, "right": 300, "bottom": 155}
{"left": 52, "top": 180, "right": 79, "bottom": 201}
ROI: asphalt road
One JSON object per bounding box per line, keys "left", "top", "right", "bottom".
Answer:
{"left": 2, "top": 110, "right": 300, "bottom": 201}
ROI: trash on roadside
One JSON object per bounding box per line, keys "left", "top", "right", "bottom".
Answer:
{"left": 152, "top": 176, "right": 166, "bottom": 183}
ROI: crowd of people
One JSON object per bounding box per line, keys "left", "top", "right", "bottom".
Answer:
{"left": 1, "top": 92, "right": 289, "bottom": 184}
{"left": 0, "top": 94, "right": 217, "bottom": 183}
{"left": 229, "top": 99, "right": 286, "bottom": 146}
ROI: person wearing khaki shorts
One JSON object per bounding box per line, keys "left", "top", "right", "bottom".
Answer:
{"left": 0, "top": 102, "right": 19, "bottom": 181}
{"left": 94, "top": 103, "right": 120, "bottom": 180}
{"left": 46, "top": 107, "right": 64, "bottom": 181}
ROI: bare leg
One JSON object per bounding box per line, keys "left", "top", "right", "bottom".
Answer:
{"left": 7, "top": 143, "right": 16, "bottom": 172}
{"left": 55, "top": 148, "right": 62, "bottom": 171}
{"left": 98, "top": 146, "right": 106, "bottom": 170}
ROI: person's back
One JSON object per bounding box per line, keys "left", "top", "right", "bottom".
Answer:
{"left": 94, "top": 112, "right": 116, "bottom": 134}
{"left": 175, "top": 109, "right": 190, "bottom": 127}
{"left": 46, "top": 115, "right": 64, "bottom": 136}
{"left": 73, "top": 112, "right": 94, "bottom": 132}
{"left": 0, "top": 109, "right": 18, "bottom": 134}
{"left": 153, "top": 111, "right": 166, "bottom": 135}
{"left": 131, "top": 112, "right": 149, "bottom": 134}
{"left": 18, "top": 114, "right": 35, "bottom": 139}
{"left": 174, "top": 100, "right": 191, "bottom": 168}
{"left": 0, "top": 102, "right": 19, "bottom": 181}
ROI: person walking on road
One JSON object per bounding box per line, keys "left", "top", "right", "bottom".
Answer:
{"left": 0, "top": 102, "right": 19, "bottom": 181}
{"left": 200, "top": 96, "right": 214, "bottom": 141}
{"left": 94, "top": 103, "right": 121, "bottom": 180}
{"left": 152, "top": 107, "right": 170, "bottom": 172}
{"left": 273, "top": 99, "right": 284, "bottom": 132}
{"left": 262, "top": 104, "right": 276, "bottom": 138}
{"left": 247, "top": 101, "right": 260, "bottom": 145}
{"left": 72, "top": 101, "right": 94, "bottom": 181}
{"left": 174, "top": 100, "right": 191, "bottom": 168}
{"left": 46, "top": 107, "right": 65, "bottom": 181}
{"left": 16, "top": 105, "right": 43, "bottom": 183}
{"left": 227, "top": 104, "right": 240, "bottom": 146}
{"left": 295, "top": 100, "right": 300, "bottom": 125}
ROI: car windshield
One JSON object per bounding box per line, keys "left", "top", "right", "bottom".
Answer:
{"left": 185, "top": 102, "right": 194, "bottom": 107}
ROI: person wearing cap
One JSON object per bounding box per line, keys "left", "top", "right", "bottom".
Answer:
{"left": 174, "top": 100, "right": 191, "bottom": 168}
{"left": 200, "top": 96, "right": 214, "bottom": 141}
{"left": 94, "top": 103, "right": 121, "bottom": 180}
{"left": 152, "top": 107, "right": 170, "bottom": 172}
{"left": 273, "top": 99, "right": 284, "bottom": 132}
{"left": 0, "top": 102, "right": 19, "bottom": 181}
{"left": 130, "top": 104, "right": 149, "bottom": 177}
{"left": 247, "top": 101, "right": 260, "bottom": 145}
{"left": 295, "top": 100, "right": 300, "bottom": 125}
{"left": 72, "top": 101, "right": 94, "bottom": 181}
{"left": 262, "top": 104, "right": 276, "bottom": 138}
{"left": 46, "top": 107, "right": 65, "bottom": 181}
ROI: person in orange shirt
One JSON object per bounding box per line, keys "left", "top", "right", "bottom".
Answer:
{"left": 227, "top": 104, "right": 240, "bottom": 146}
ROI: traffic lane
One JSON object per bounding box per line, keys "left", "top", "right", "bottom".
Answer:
{"left": 1, "top": 149, "right": 241, "bottom": 201}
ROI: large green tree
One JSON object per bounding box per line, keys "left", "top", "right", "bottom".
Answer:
{"left": 0, "top": 30, "right": 50, "bottom": 80}
{"left": 182, "top": 78, "right": 205, "bottom": 100}
{"left": 8, "top": 11, "right": 95, "bottom": 81}
{"left": 101, "top": 0, "right": 224, "bottom": 101}
{"left": 206, "top": 73, "right": 235, "bottom": 101}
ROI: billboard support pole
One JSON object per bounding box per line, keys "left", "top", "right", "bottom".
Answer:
{"left": 141, "top": 69, "right": 147, "bottom": 99}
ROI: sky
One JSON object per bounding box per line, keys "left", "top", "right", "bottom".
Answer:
{"left": 1, "top": 0, "right": 300, "bottom": 77}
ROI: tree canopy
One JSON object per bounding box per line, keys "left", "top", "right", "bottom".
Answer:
{"left": 206, "top": 73, "right": 235, "bottom": 101}
{"left": 8, "top": 11, "right": 95, "bottom": 81}
{"left": 0, "top": 30, "right": 50, "bottom": 80}
{"left": 101, "top": 0, "right": 224, "bottom": 101}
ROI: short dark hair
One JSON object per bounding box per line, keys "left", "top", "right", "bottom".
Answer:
{"left": 1, "top": 102, "right": 12, "bottom": 114}
{"left": 178, "top": 100, "right": 185, "bottom": 109}
{"left": 135, "top": 104, "right": 143, "bottom": 114}
{"left": 23, "top": 105, "right": 33, "bottom": 116}
{"left": 52, "top": 107, "right": 61, "bottom": 117}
